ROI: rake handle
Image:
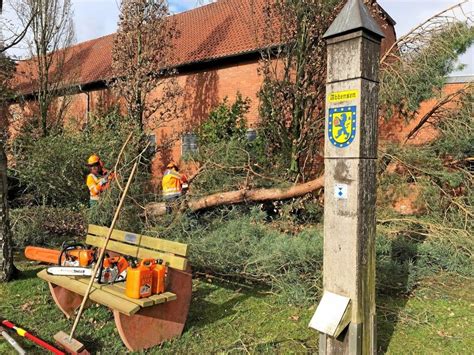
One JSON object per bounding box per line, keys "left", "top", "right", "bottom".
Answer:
{"left": 1, "top": 320, "right": 64, "bottom": 355}
{"left": 69, "top": 161, "right": 139, "bottom": 340}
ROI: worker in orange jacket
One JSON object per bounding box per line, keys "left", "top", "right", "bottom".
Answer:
{"left": 86, "top": 154, "right": 114, "bottom": 206}
{"left": 162, "top": 163, "right": 188, "bottom": 202}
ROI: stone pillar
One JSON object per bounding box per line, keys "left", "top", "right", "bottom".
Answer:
{"left": 319, "top": 0, "right": 383, "bottom": 354}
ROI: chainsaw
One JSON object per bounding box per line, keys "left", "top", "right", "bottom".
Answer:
{"left": 97, "top": 254, "right": 129, "bottom": 284}
{"left": 58, "top": 241, "right": 97, "bottom": 267}
{"left": 46, "top": 255, "right": 129, "bottom": 281}
{"left": 25, "top": 242, "right": 96, "bottom": 267}
{"left": 25, "top": 243, "right": 129, "bottom": 283}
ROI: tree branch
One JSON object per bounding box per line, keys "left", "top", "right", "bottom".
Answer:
{"left": 380, "top": 1, "right": 469, "bottom": 65}
{"left": 404, "top": 84, "right": 471, "bottom": 143}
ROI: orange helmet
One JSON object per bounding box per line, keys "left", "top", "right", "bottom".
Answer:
{"left": 167, "top": 162, "right": 178, "bottom": 170}
{"left": 87, "top": 154, "right": 101, "bottom": 166}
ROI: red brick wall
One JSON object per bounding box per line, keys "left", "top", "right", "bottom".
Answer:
{"left": 148, "top": 59, "right": 263, "bottom": 179}
{"left": 377, "top": 10, "right": 397, "bottom": 57}
{"left": 62, "top": 93, "right": 88, "bottom": 130}
{"left": 379, "top": 82, "right": 469, "bottom": 145}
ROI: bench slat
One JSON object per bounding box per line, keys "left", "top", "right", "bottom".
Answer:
{"left": 39, "top": 270, "right": 177, "bottom": 309}
{"left": 86, "top": 236, "right": 138, "bottom": 257}
{"left": 111, "top": 283, "right": 177, "bottom": 305}
{"left": 85, "top": 235, "right": 188, "bottom": 271}
{"left": 38, "top": 270, "right": 140, "bottom": 316}
{"left": 136, "top": 248, "right": 186, "bottom": 271}
{"left": 149, "top": 292, "right": 177, "bottom": 304}
{"left": 73, "top": 279, "right": 154, "bottom": 307}
{"left": 88, "top": 225, "right": 188, "bottom": 257}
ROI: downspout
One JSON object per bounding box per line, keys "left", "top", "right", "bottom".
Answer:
{"left": 78, "top": 85, "right": 90, "bottom": 129}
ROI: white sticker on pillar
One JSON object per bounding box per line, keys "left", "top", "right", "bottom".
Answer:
{"left": 334, "top": 184, "right": 348, "bottom": 200}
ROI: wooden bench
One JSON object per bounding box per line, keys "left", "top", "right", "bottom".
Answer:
{"left": 38, "top": 224, "right": 192, "bottom": 352}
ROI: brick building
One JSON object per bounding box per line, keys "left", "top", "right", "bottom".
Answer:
{"left": 10, "top": 0, "right": 397, "bottom": 175}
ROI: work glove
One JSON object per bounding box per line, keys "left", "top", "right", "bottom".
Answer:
{"left": 99, "top": 178, "right": 108, "bottom": 186}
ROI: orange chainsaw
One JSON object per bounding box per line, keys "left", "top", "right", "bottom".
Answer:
{"left": 97, "top": 254, "right": 130, "bottom": 284}
{"left": 25, "top": 242, "right": 129, "bottom": 283}
{"left": 25, "top": 242, "right": 96, "bottom": 267}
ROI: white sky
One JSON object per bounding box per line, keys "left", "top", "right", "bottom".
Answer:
{"left": 2, "top": 0, "right": 473, "bottom": 75}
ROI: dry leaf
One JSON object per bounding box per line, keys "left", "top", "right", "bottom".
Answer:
{"left": 437, "top": 330, "right": 452, "bottom": 338}
{"left": 21, "top": 301, "right": 33, "bottom": 312}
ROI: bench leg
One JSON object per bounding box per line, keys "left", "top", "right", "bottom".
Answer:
{"left": 48, "top": 282, "right": 84, "bottom": 319}
{"left": 113, "top": 267, "right": 193, "bottom": 351}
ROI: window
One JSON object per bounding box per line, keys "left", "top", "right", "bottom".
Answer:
{"left": 147, "top": 134, "right": 157, "bottom": 151}
{"left": 181, "top": 132, "right": 198, "bottom": 157}
{"left": 246, "top": 129, "right": 257, "bottom": 142}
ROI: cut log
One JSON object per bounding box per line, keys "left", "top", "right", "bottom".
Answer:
{"left": 145, "top": 176, "right": 324, "bottom": 217}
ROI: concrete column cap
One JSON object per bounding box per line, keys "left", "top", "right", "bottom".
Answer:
{"left": 323, "top": 0, "right": 385, "bottom": 40}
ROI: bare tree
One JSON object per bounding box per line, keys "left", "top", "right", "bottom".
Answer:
{"left": 0, "top": 136, "right": 14, "bottom": 282}
{"left": 0, "top": 0, "right": 15, "bottom": 282}
{"left": 257, "top": 0, "right": 350, "bottom": 179}
{"left": 14, "top": 0, "right": 75, "bottom": 137}
{"left": 111, "top": 0, "right": 182, "bottom": 131}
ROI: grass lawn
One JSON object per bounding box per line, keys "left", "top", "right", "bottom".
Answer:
{"left": 1, "top": 262, "right": 472, "bottom": 354}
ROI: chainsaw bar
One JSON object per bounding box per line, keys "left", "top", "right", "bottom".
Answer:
{"left": 47, "top": 267, "right": 93, "bottom": 277}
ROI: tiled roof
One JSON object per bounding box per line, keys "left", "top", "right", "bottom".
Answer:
{"left": 13, "top": 0, "right": 270, "bottom": 94}
{"left": 13, "top": 0, "right": 394, "bottom": 94}
{"left": 173, "top": 0, "right": 268, "bottom": 65}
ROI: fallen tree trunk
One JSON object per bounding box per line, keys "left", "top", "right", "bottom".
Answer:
{"left": 145, "top": 176, "right": 325, "bottom": 217}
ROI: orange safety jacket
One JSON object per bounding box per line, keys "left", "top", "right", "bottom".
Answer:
{"left": 86, "top": 169, "right": 110, "bottom": 201}
{"left": 162, "top": 169, "right": 187, "bottom": 199}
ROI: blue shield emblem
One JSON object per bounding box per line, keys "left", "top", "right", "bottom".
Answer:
{"left": 328, "top": 106, "right": 357, "bottom": 148}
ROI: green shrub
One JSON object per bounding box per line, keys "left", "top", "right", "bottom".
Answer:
{"left": 10, "top": 111, "right": 141, "bottom": 207}
{"left": 11, "top": 207, "right": 86, "bottom": 248}
{"left": 147, "top": 208, "right": 324, "bottom": 303}
{"left": 198, "top": 93, "right": 250, "bottom": 146}
{"left": 11, "top": 201, "right": 470, "bottom": 304}
{"left": 190, "top": 94, "right": 283, "bottom": 198}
